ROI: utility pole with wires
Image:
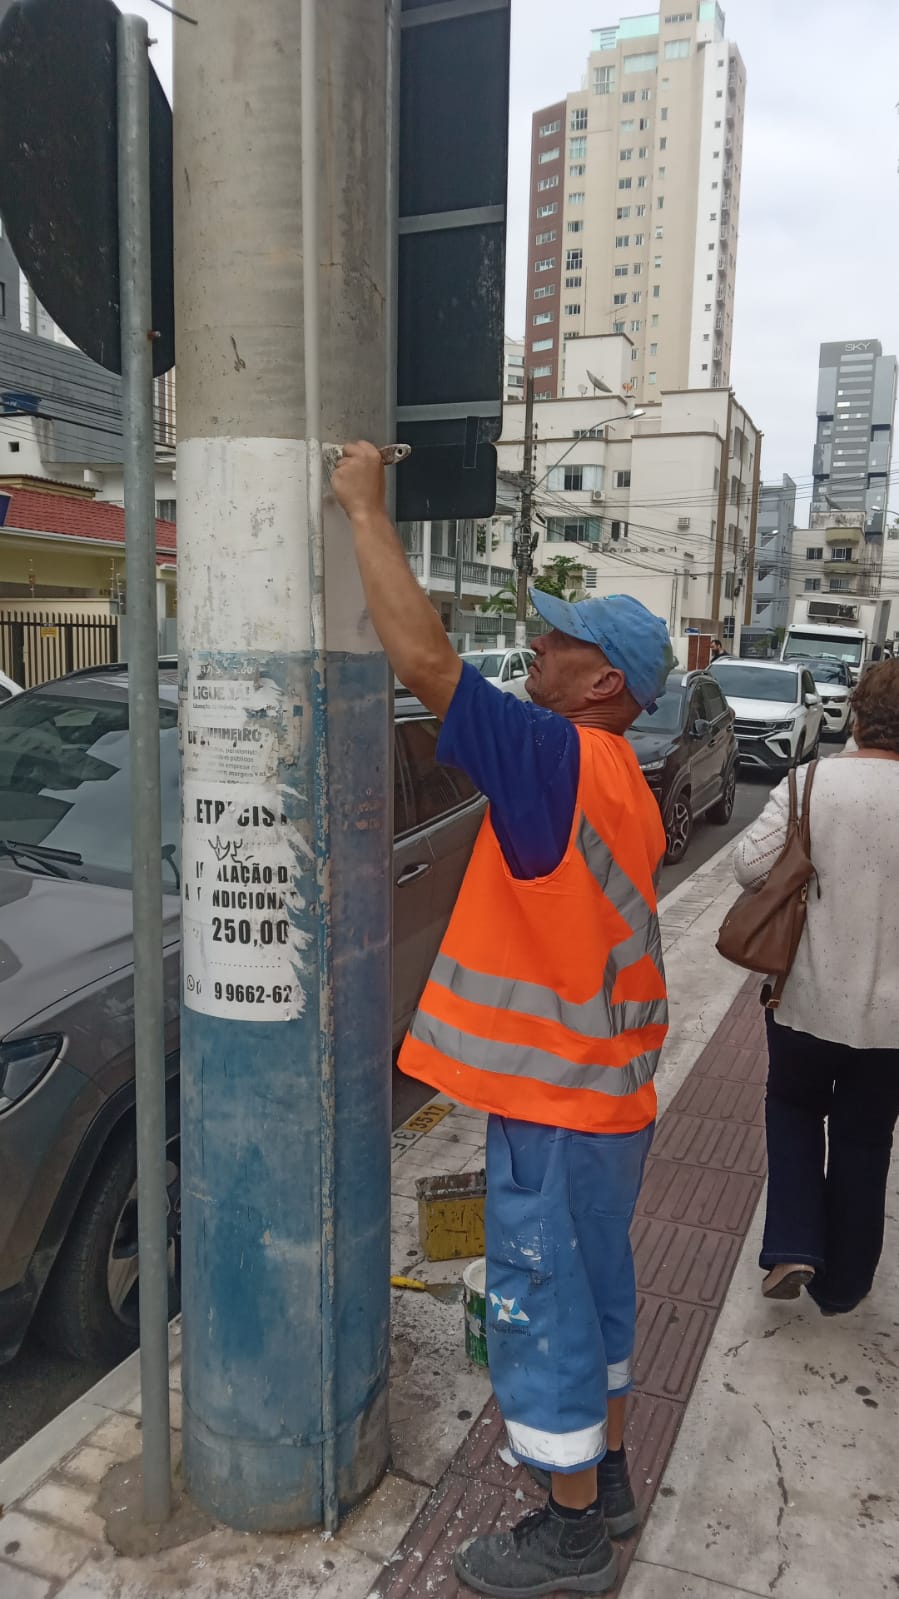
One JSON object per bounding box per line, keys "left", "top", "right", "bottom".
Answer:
{"left": 514, "top": 373, "right": 537, "bottom": 647}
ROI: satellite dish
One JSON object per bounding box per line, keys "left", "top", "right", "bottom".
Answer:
{"left": 586, "top": 370, "right": 613, "bottom": 395}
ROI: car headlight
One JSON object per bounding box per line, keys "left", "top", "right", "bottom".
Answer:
{"left": 0, "top": 1035, "right": 63, "bottom": 1113}
{"left": 641, "top": 757, "right": 667, "bottom": 772}
{"left": 769, "top": 720, "right": 795, "bottom": 733}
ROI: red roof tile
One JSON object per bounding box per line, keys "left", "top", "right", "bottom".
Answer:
{"left": 0, "top": 484, "right": 176, "bottom": 555}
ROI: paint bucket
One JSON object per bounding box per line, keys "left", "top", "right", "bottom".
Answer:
{"left": 462, "top": 1257, "right": 488, "bottom": 1368}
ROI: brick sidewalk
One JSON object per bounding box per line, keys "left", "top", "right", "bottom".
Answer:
{"left": 370, "top": 980, "right": 767, "bottom": 1599}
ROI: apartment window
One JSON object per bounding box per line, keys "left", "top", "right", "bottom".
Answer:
{"left": 532, "top": 338, "right": 554, "bottom": 352}
{"left": 564, "top": 302, "right": 581, "bottom": 316}
{"left": 613, "top": 292, "right": 627, "bottom": 305}
{"left": 622, "top": 90, "right": 636, "bottom": 104}
{"left": 539, "top": 119, "right": 561, "bottom": 136}
{"left": 618, "top": 177, "right": 632, "bottom": 190}
{"left": 624, "top": 52, "right": 658, "bottom": 73}
{"left": 703, "top": 332, "right": 710, "bottom": 341}
{"left": 537, "top": 176, "right": 559, "bottom": 191}
{"left": 707, "top": 273, "right": 713, "bottom": 281}
{"left": 610, "top": 521, "right": 628, "bottom": 542}
{"left": 533, "top": 311, "right": 553, "bottom": 324}
{"left": 659, "top": 136, "right": 668, "bottom": 150}
{"left": 615, "top": 234, "right": 630, "bottom": 248}
{"left": 565, "top": 274, "right": 582, "bottom": 288}
{"left": 630, "top": 319, "right": 641, "bottom": 333}
{"left": 716, "top": 89, "right": 723, "bottom": 97}
{"left": 535, "top": 230, "right": 557, "bottom": 244}
{"left": 655, "top": 226, "right": 664, "bottom": 238}
{"left": 664, "top": 38, "right": 690, "bottom": 59}
{"left": 614, "top": 470, "right": 631, "bottom": 488}
{"left": 711, "top": 180, "right": 718, "bottom": 189}
{"left": 831, "top": 546, "right": 854, "bottom": 563}
{"left": 594, "top": 65, "right": 616, "bottom": 95}
{"left": 828, "top": 578, "right": 851, "bottom": 593}
{"left": 533, "top": 284, "right": 556, "bottom": 298}
{"left": 633, "top": 263, "right": 642, "bottom": 275}
{"left": 633, "top": 232, "right": 645, "bottom": 245}
{"left": 701, "top": 363, "right": 708, "bottom": 371}
{"left": 649, "top": 342, "right": 658, "bottom": 355}
{"left": 635, "top": 203, "right": 647, "bottom": 217}
{"left": 656, "top": 196, "right": 664, "bottom": 210}
{"left": 658, "top": 167, "right": 666, "bottom": 178}
{"left": 631, "top": 291, "right": 642, "bottom": 303}
{"left": 805, "top": 578, "right": 822, "bottom": 592}
{"left": 567, "top": 221, "right": 584, "bottom": 233}
{"left": 715, "top": 119, "right": 722, "bottom": 128}
{"left": 806, "top": 547, "right": 823, "bottom": 561}
{"left": 613, "top": 321, "right": 626, "bottom": 334}
{"left": 621, "top": 118, "right": 635, "bottom": 132}
{"left": 639, "top": 117, "right": 650, "bottom": 131}
{"left": 563, "top": 467, "right": 584, "bottom": 491}
{"left": 566, "top": 248, "right": 583, "bottom": 270}
{"left": 657, "top": 257, "right": 665, "bottom": 270}
{"left": 537, "top": 202, "right": 558, "bottom": 216}
{"left": 568, "top": 191, "right": 585, "bottom": 205}
{"left": 614, "top": 265, "right": 629, "bottom": 277}
{"left": 641, "top": 88, "right": 652, "bottom": 101}
{"left": 536, "top": 392, "right": 553, "bottom": 400}
{"left": 638, "top": 146, "right": 649, "bottom": 159}
{"left": 617, "top": 206, "right": 631, "bottom": 219}
{"left": 569, "top": 136, "right": 587, "bottom": 161}
{"left": 660, "top": 106, "right": 668, "bottom": 121}
{"left": 539, "top": 148, "right": 560, "bottom": 164}
{"left": 620, "top": 148, "right": 633, "bottom": 161}
{"left": 535, "top": 257, "right": 556, "bottom": 272}
{"left": 651, "top": 313, "right": 659, "bottom": 326}
{"left": 637, "top": 175, "right": 647, "bottom": 188}
{"left": 631, "top": 348, "right": 639, "bottom": 361}
{"left": 571, "top": 108, "right": 588, "bottom": 130}
{"left": 709, "top": 212, "right": 717, "bottom": 221}
{"left": 665, "top": 10, "right": 692, "bottom": 20}
{"left": 569, "top": 163, "right": 586, "bottom": 177}
{"left": 532, "top": 364, "right": 552, "bottom": 377}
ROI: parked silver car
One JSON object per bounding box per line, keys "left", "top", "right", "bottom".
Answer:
{"left": 460, "top": 647, "right": 534, "bottom": 700}
{"left": 0, "top": 665, "right": 483, "bottom": 1364}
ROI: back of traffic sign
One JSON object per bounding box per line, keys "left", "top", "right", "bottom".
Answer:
{"left": 0, "top": 0, "right": 174, "bottom": 375}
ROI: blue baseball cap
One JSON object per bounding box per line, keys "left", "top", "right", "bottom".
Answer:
{"left": 529, "top": 590, "right": 675, "bottom": 712}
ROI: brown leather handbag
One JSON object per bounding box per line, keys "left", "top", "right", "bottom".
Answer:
{"left": 716, "top": 761, "right": 819, "bottom": 1008}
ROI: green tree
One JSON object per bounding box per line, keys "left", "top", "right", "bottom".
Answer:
{"left": 533, "top": 555, "right": 584, "bottom": 602}
{"left": 480, "top": 580, "right": 517, "bottom": 615}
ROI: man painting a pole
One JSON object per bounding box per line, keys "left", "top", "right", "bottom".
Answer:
{"left": 332, "top": 442, "right": 674, "bottom": 1598}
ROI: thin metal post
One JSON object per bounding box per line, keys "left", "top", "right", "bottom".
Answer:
{"left": 515, "top": 374, "right": 535, "bottom": 647}
{"left": 300, "top": 0, "right": 338, "bottom": 1535}
{"left": 116, "top": 10, "right": 171, "bottom": 1525}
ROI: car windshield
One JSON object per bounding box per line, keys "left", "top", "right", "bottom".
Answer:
{"left": 783, "top": 632, "right": 863, "bottom": 666}
{"left": 805, "top": 659, "right": 847, "bottom": 684}
{"left": 462, "top": 652, "right": 504, "bottom": 679}
{"left": 0, "top": 676, "right": 180, "bottom": 890}
{"left": 631, "top": 685, "right": 684, "bottom": 733}
{"left": 711, "top": 664, "right": 799, "bottom": 703}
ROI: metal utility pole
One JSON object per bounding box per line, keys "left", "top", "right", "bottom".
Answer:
{"left": 514, "top": 374, "right": 536, "bottom": 647}
{"left": 174, "top": 0, "right": 392, "bottom": 1533}
{"left": 117, "top": 11, "right": 171, "bottom": 1525}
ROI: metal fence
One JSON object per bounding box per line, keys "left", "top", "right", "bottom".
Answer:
{"left": 0, "top": 609, "right": 120, "bottom": 688}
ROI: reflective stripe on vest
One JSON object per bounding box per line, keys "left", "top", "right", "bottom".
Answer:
{"left": 413, "top": 811, "right": 668, "bottom": 1081}
{"left": 408, "top": 1009, "right": 660, "bottom": 1096}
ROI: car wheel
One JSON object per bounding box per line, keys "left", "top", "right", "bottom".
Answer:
{"left": 665, "top": 792, "right": 693, "bottom": 863}
{"left": 709, "top": 765, "right": 737, "bottom": 825}
{"left": 35, "top": 1114, "right": 181, "bottom": 1363}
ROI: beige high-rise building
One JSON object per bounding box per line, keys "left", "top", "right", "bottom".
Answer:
{"left": 525, "top": 4, "right": 745, "bottom": 405}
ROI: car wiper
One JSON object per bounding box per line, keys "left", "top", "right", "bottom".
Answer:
{"left": 0, "top": 839, "right": 84, "bottom": 879}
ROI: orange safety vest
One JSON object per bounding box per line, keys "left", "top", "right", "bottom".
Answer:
{"left": 399, "top": 726, "right": 668, "bottom": 1134}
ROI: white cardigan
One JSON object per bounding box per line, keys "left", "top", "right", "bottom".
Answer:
{"left": 732, "top": 758, "right": 899, "bottom": 1050}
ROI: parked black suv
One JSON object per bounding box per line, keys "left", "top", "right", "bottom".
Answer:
{"left": 626, "top": 671, "right": 738, "bottom": 863}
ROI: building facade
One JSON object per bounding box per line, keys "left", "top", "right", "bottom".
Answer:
{"left": 745, "top": 473, "right": 796, "bottom": 647}
{"left": 503, "top": 336, "right": 525, "bottom": 401}
{"left": 492, "top": 367, "right": 761, "bottom": 652}
{"left": 524, "top": 5, "right": 745, "bottom": 406}
{"left": 791, "top": 510, "right": 881, "bottom": 606}
{"left": 811, "top": 339, "right": 897, "bottom": 538}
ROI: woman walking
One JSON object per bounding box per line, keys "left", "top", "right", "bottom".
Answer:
{"left": 733, "top": 659, "right": 899, "bottom": 1315}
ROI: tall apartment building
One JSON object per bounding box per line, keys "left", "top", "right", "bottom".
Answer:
{"left": 811, "top": 339, "right": 897, "bottom": 538}
{"left": 525, "top": 4, "right": 745, "bottom": 404}
{"left": 745, "top": 474, "right": 796, "bottom": 647}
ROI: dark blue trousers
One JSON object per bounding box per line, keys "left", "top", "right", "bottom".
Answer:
{"left": 761, "top": 1013, "right": 899, "bottom": 1312}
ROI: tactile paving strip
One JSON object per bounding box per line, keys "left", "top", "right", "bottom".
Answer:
{"left": 370, "top": 980, "right": 767, "bottom": 1599}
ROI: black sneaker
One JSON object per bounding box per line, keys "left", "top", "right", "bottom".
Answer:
{"left": 454, "top": 1502, "right": 618, "bottom": 1598}
{"left": 524, "top": 1457, "right": 640, "bottom": 1539}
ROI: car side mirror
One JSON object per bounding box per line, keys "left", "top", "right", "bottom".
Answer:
{"left": 512, "top": 668, "right": 525, "bottom": 679}
{"left": 803, "top": 693, "right": 819, "bottom": 707}
{"left": 692, "top": 717, "right": 711, "bottom": 739}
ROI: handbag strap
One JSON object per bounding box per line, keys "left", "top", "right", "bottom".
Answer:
{"left": 766, "top": 759, "right": 819, "bottom": 1012}
{"left": 799, "top": 758, "right": 818, "bottom": 855}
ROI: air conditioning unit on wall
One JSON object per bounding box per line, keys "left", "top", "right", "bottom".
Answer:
{"left": 591, "top": 490, "right": 605, "bottom": 503}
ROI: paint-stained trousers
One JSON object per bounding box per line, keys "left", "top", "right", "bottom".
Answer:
{"left": 484, "top": 1114, "right": 653, "bottom": 1473}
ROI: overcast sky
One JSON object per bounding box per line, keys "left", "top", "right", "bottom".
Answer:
{"left": 132, "top": 0, "right": 899, "bottom": 515}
